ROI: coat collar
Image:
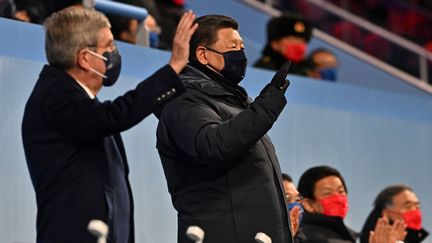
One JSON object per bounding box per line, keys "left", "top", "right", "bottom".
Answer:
{"left": 180, "top": 63, "right": 251, "bottom": 107}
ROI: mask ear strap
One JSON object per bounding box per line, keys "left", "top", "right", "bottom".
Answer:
{"left": 204, "top": 46, "right": 223, "bottom": 55}
{"left": 86, "top": 49, "right": 108, "bottom": 61}
{"left": 89, "top": 67, "right": 107, "bottom": 79}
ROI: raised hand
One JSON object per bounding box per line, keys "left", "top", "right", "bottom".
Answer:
{"left": 289, "top": 205, "right": 301, "bottom": 236}
{"left": 169, "top": 10, "right": 199, "bottom": 74}
{"left": 369, "top": 217, "right": 407, "bottom": 243}
{"left": 270, "top": 61, "right": 291, "bottom": 92}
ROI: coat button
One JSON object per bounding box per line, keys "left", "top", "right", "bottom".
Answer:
{"left": 167, "top": 91, "right": 172, "bottom": 95}
{"left": 162, "top": 94, "right": 166, "bottom": 98}
{"left": 157, "top": 97, "right": 161, "bottom": 101}
{"left": 171, "top": 88, "right": 176, "bottom": 93}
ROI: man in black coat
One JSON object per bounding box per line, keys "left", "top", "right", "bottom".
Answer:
{"left": 156, "top": 15, "right": 292, "bottom": 243}
{"left": 295, "top": 166, "right": 359, "bottom": 243}
{"left": 21, "top": 8, "right": 197, "bottom": 243}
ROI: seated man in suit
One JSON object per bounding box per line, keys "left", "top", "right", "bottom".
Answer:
{"left": 156, "top": 14, "right": 292, "bottom": 243}
{"left": 21, "top": 7, "right": 197, "bottom": 243}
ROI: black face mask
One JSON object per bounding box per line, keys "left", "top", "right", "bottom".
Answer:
{"left": 205, "top": 46, "right": 248, "bottom": 84}
{"left": 87, "top": 48, "right": 122, "bottom": 87}
{"left": 101, "top": 49, "right": 122, "bottom": 86}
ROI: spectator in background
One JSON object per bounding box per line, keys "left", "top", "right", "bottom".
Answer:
{"left": 295, "top": 165, "right": 359, "bottom": 243}
{"left": 106, "top": 0, "right": 161, "bottom": 47}
{"left": 283, "top": 173, "right": 303, "bottom": 236}
{"left": 254, "top": 13, "right": 313, "bottom": 76}
{"left": 306, "top": 48, "right": 339, "bottom": 81}
{"left": 361, "top": 185, "right": 429, "bottom": 243}
{"left": 0, "top": 0, "right": 45, "bottom": 23}
{"left": 153, "top": 0, "right": 185, "bottom": 50}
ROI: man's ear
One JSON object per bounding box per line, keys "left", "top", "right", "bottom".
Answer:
{"left": 302, "top": 198, "right": 314, "bottom": 213}
{"left": 76, "top": 49, "right": 92, "bottom": 71}
{"left": 195, "top": 46, "right": 208, "bottom": 65}
{"left": 303, "top": 198, "right": 319, "bottom": 213}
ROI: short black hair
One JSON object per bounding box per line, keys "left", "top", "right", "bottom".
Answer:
{"left": 282, "top": 173, "right": 293, "bottom": 183}
{"left": 374, "top": 184, "right": 412, "bottom": 211}
{"left": 189, "top": 14, "right": 238, "bottom": 60}
{"left": 297, "top": 165, "right": 347, "bottom": 199}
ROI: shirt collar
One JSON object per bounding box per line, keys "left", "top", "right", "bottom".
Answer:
{"left": 75, "top": 79, "right": 95, "bottom": 99}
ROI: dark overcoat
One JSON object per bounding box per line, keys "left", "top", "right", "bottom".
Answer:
{"left": 156, "top": 64, "right": 292, "bottom": 243}
{"left": 22, "top": 64, "right": 184, "bottom": 243}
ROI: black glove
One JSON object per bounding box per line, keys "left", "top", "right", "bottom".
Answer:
{"left": 270, "top": 61, "right": 291, "bottom": 92}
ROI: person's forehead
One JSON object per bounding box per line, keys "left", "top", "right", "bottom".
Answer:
{"left": 215, "top": 28, "right": 243, "bottom": 42}
{"left": 315, "top": 175, "right": 343, "bottom": 189}
{"left": 392, "top": 190, "right": 419, "bottom": 205}
{"left": 98, "top": 27, "right": 114, "bottom": 44}
{"left": 279, "top": 36, "right": 306, "bottom": 43}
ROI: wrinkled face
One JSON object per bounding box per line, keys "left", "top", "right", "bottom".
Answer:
{"left": 304, "top": 175, "right": 346, "bottom": 213}
{"left": 384, "top": 190, "right": 420, "bottom": 222}
{"left": 283, "top": 180, "right": 300, "bottom": 204}
{"left": 198, "top": 28, "right": 244, "bottom": 72}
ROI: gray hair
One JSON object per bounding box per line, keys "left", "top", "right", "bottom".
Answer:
{"left": 374, "top": 184, "right": 412, "bottom": 211}
{"left": 44, "top": 7, "right": 111, "bottom": 70}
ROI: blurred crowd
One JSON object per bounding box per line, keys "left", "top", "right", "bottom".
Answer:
{"left": 269, "top": 0, "right": 432, "bottom": 83}
{"left": 0, "top": 0, "right": 185, "bottom": 50}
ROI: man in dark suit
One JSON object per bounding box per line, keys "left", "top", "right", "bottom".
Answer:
{"left": 21, "top": 7, "right": 197, "bottom": 243}
{"left": 156, "top": 15, "right": 292, "bottom": 243}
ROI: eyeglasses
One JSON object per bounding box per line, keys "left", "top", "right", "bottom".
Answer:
{"left": 87, "top": 41, "right": 117, "bottom": 50}
{"left": 285, "top": 194, "right": 304, "bottom": 204}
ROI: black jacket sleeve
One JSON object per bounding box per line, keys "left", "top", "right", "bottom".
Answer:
{"left": 163, "top": 85, "right": 286, "bottom": 166}
{"left": 43, "top": 65, "right": 184, "bottom": 142}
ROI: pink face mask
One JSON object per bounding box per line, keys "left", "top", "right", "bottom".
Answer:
{"left": 319, "top": 194, "right": 349, "bottom": 219}
{"left": 282, "top": 43, "right": 307, "bottom": 63}
{"left": 402, "top": 209, "right": 422, "bottom": 230}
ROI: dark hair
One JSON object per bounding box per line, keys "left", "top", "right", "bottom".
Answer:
{"left": 282, "top": 173, "right": 293, "bottom": 183}
{"left": 189, "top": 15, "right": 238, "bottom": 60}
{"left": 297, "top": 165, "right": 347, "bottom": 199}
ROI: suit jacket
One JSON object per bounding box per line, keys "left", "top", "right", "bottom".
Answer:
{"left": 22, "top": 64, "right": 184, "bottom": 243}
{"left": 156, "top": 64, "right": 292, "bottom": 243}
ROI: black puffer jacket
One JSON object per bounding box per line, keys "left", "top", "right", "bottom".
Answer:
{"left": 156, "top": 63, "right": 292, "bottom": 243}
